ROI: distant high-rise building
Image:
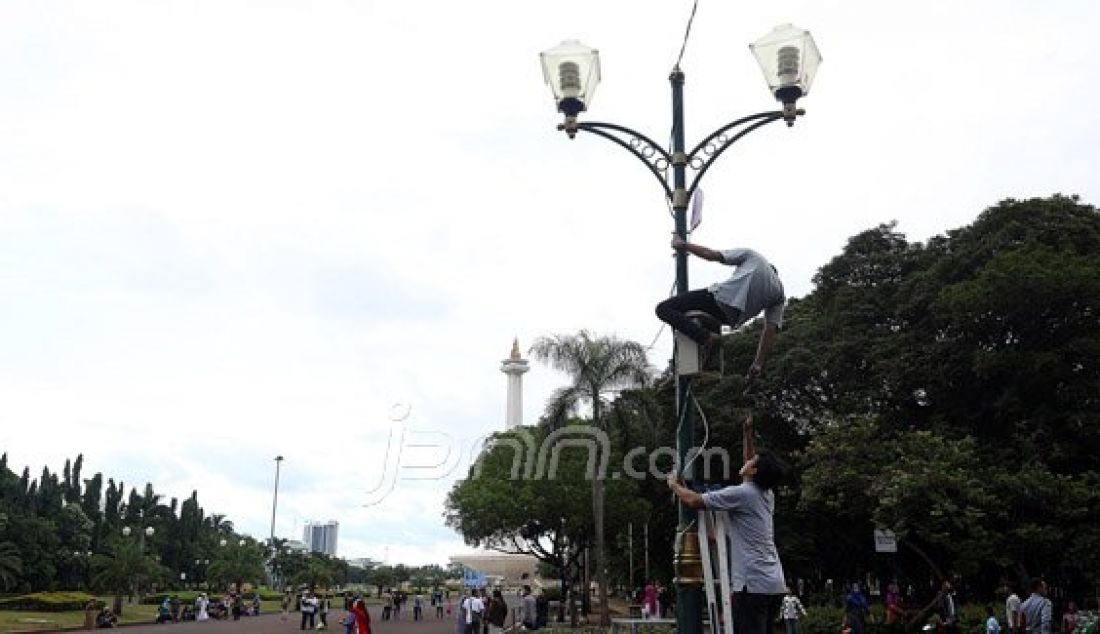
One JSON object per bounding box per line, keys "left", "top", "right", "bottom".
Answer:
{"left": 303, "top": 520, "right": 339, "bottom": 556}
{"left": 501, "top": 339, "right": 529, "bottom": 429}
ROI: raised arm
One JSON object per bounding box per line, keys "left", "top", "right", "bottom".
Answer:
{"left": 671, "top": 236, "right": 724, "bottom": 262}
{"left": 749, "top": 322, "right": 779, "bottom": 377}
{"left": 742, "top": 413, "right": 756, "bottom": 464}
{"left": 667, "top": 476, "right": 706, "bottom": 509}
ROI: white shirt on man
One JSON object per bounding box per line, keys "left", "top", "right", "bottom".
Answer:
{"left": 462, "top": 596, "right": 484, "bottom": 625}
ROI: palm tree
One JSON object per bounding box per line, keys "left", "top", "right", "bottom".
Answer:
{"left": 91, "top": 540, "right": 162, "bottom": 616}
{"left": 0, "top": 541, "right": 22, "bottom": 592}
{"left": 530, "top": 330, "right": 650, "bottom": 626}
{"left": 205, "top": 514, "right": 234, "bottom": 535}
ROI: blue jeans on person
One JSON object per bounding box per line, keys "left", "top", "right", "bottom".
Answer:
{"left": 785, "top": 618, "right": 801, "bottom": 634}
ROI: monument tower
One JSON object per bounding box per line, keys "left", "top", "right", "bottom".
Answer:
{"left": 500, "top": 338, "right": 529, "bottom": 429}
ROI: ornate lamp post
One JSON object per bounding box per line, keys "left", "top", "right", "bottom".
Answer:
{"left": 540, "top": 24, "right": 821, "bottom": 634}
{"left": 122, "top": 525, "right": 155, "bottom": 552}
{"left": 73, "top": 550, "right": 93, "bottom": 589}
{"left": 122, "top": 525, "right": 156, "bottom": 599}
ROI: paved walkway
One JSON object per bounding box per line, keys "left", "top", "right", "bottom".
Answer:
{"left": 93, "top": 606, "right": 466, "bottom": 634}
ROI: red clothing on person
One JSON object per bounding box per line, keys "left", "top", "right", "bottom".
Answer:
{"left": 353, "top": 601, "right": 372, "bottom": 634}
{"left": 644, "top": 583, "right": 659, "bottom": 617}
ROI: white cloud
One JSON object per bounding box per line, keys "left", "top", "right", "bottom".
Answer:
{"left": 1, "top": 0, "right": 1097, "bottom": 563}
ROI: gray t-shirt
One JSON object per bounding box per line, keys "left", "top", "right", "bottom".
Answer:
{"left": 708, "top": 249, "right": 785, "bottom": 328}
{"left": 701, "top": 482, "right": 786, "bottom": 595}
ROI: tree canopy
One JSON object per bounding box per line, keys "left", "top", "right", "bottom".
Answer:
{"left": 447, "top": 195, "right": 1100, "bottom": 603}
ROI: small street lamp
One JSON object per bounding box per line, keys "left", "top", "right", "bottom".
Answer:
{"left": 539, "top": 39, "right": 601, "bottom": 137}
{"left": 122, "top": 525, "right": 156, "bottom": 599}
{"left": 749, "top": 24, "right": 823, "bottom": 124}
{"left": 122, "top": 525, "right": 155, "bottom": 552}
{"left": 540, "top": 23, "right": 821, "bottom": 634}
{"left": 73, "top": 550, "right": 93, "bottom": 589}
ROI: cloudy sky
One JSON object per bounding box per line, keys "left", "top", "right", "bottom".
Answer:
{"left": 1, "top": 0, "right": 1097, "bottom": 566}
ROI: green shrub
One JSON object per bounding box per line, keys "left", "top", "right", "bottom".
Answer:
{"left": 0, "top": 591, "right": 97, "bottom": 612}
{"left": 142, "top": 588, "right": 283, "bottom": 605}
{"left": 799, "top": 602, "right": 990, "bottom": 634}
{"left": 802, "top": 605, "right": 848, "bottom": 634}
{"left": 141, "top": 591, "right": 203, "bottom": 605}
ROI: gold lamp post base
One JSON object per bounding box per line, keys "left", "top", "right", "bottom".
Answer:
{"left": 673, "top": 528, "right": 705, "bottom": 586}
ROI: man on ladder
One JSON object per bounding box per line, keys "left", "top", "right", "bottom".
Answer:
{"left": 668, "top": 415, "right": 790, "bottom": 634}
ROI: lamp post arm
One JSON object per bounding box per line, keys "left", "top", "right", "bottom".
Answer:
{"left": 686, "top": 110, "right": 784, "bottom": 159}
{"left": 573, "top": 121, "right": 675, "bottom": 202}
{"left": 685, "top": 111, "right": 793, "bottom": 200}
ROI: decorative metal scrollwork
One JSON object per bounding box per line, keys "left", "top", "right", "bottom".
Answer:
{"left": 570, "top": 110, "right": 796, "bottom": 204}
{"left": 577, "top": 121, "right": 675, "bottom": 200}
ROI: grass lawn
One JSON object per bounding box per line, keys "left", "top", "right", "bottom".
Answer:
{"left": 0, "top": 599, "right": 284, "bottom": 631}
{"left": 0, "top": 602, "right": 157, "bottom": 631}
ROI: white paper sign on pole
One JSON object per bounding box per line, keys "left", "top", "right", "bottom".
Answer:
{"left": 873, "top": 529, "right": 898, "bottom": 553}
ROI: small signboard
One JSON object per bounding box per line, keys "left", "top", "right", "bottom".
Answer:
{"left": 873, "top": 529, "right": 898, "bottom": 553}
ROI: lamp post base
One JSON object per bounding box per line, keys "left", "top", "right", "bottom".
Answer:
{"left": 674, "top": 528, "right": 704, "bottom": 634}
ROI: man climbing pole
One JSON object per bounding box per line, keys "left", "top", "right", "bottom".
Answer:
{"left": 655, "top": 236, "right": 786, "bottom": 376}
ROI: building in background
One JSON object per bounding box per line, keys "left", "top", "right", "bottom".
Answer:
{"left": 284, "top": 539, "right": 310, "bottom": 553}
{"left": 450, "top": 553, "right": 539, "bottom": 587}
{"left": 303, "top": 520, "right": 339, "bottom": 556}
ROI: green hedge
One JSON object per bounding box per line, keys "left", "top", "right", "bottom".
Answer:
{"left": 141, "top": 591, "right": 204, "bottom": 605}
{"left": 0, "top": 591, "right": 97, "bottom": 612}
{"left": 800, "top": 603, "right": 991, "bottom": 634}
{"left": 142, "top": 588, "right": 283, "bottom": 605}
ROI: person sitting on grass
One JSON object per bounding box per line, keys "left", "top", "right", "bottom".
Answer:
{"left": 96, "top": 607, "right": 118, "bottom": 628}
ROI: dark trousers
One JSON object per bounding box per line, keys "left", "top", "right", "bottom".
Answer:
{"left": 301, "top": 611, "right": 315, "bottom": 629}
{"left": 655, "top": 290, "right": 739, "bottom": 346}
{"left": 732, "top": 592, "right": 781, "bottom": 634}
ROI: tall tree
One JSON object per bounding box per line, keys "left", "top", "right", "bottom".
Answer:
{"left": 0, "top": 541, "right": 22, "bottom": 592}
{"left": 91, "top": 539, "right": 163, "bottom": 615}
{"left": 529, "top": 331, "right": 650, "bottom": 626}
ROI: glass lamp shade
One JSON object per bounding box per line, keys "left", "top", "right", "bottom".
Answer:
{"left": 145, "top": 526, "right": 155, "bottom": 537}
{"left": 540, "top": 39, "right": 600, "bottom": 116}
{"left": 122, "top": 526, "right": 132, "bottom": 537}
{"left": 749, "top": 24, "right": 822, "bottom": 104}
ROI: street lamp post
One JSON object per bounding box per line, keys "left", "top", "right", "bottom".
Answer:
{"left": 122, "top": 525, "right": 155, "bottom": 599}
{"left": 122, "top": 525, "right": 155, "bottom": 553}
{"left": 541, "top": 24, "right": 821, "bottom": 634}
{"left": 73, "top": 550, "right": 93, "bottom": 589}
{"left": 270, "top": 455, "right": 284, "bottom": 543}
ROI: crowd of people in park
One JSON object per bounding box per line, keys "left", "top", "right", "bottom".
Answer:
{"left": 450, "top": 585, "right": 543, "bottom": 634}
{"left": 80, "top": 590, "right": 265, "bottom": 629}
{"left": 769, "top": 577, "right": 1095, "bottom": 634}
